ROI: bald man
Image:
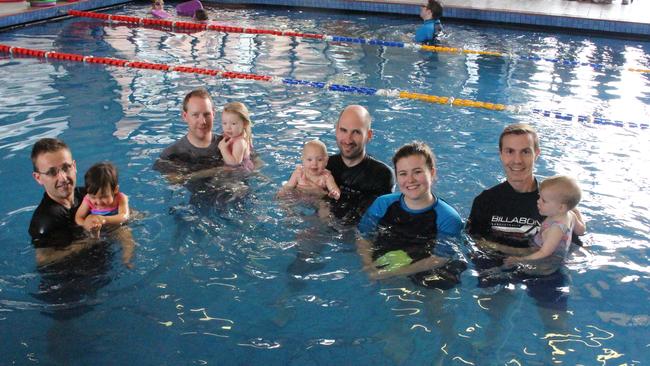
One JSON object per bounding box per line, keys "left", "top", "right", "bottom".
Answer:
{"left": 326, "top": 105, "right": 394, "bottom": 224}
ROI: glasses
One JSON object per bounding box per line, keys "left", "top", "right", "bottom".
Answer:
{"left": 35, "top": 163, "right": 74, "bottom": 177}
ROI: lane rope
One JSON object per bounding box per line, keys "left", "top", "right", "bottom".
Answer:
{"left": 68, "top": 10, "right": 650, "bottom": 75}
{"left": 0, "top": 43, "right": 646, "bottom": 130}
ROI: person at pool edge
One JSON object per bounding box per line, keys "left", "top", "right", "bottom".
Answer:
{"left": 414, "top": 0, "right": 443, "bottom": 44}
{"left": 29, "top": 138, "right": 91, "bottom": 266}
{"left": 326, "top": 105, "right": 394, "bottom": 224}
{"left": 466, "top": 122, "right": 586, "bottom": 270}
{"left": 154, "top": 88, "right": 224, "bottom": 181}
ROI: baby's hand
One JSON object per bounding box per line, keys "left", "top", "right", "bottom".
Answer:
{"left": 328, "top": 189, "right": 341, "bottom": 200}
{"left": 502, "top": 256, "right": 518, "bottom": 268}
{"left": 83, "top": 215, "right": 104, "bottom": 239}
{"left": 218, "top": 136, "right": 232, "bottom": 150}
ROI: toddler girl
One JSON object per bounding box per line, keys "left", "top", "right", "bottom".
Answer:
{"left": 218, "top": 102, "right": 254, "bottom": 171}
{"left": 75, "top": 162, "right": 134, "bottom": 266}
{"left": 503, "top": 175, "right": 586, "bottom": 275}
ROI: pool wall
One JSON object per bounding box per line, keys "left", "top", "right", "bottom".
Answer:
{"left": 1, "top": 0, "right": 650, "bottom": 36}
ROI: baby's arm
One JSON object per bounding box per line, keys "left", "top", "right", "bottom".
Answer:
{"left": 283, "top": 166, "right": 302, "bottom": 189}
{"left": 101, "top": 193, "right": 130, "bottom": 225}
{"left": 571, "top": 208, "right": 586, "bottom": 236}
{"left": 504, "top": 225, "right": 564, "bottom": 266}
{"left": 220, "top": 138, "right": 246, "bottom": 165}
{"left": 75, "top": 199, "right": 102, "bottom": 234}
{"left": 324, "top": 170, "right": 340, "bottom": 199}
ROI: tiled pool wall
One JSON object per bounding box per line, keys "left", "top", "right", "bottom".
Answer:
{"left": 207, "top": 0, "right": 650, "bottom": 37}
{"left": 1, "top": 0, "right": 649, "bottom": 36}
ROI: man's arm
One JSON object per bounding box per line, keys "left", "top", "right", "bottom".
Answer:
{"left": 35, "top": 239, "right": 95, "bottom": 267}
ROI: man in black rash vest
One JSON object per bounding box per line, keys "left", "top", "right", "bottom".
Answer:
{"left": 466, "top": 123, "right": 585, "bottom": 348}
{"left": 153, "top": 88, "right": 224, "bottom": 180}
{"left": 326, "top": 105, "right": 394, "bottom": 225}
{"left": 286, "top": 105, "right": 393, "bottom": 277}
{"left": 29, "top": 138, "right": 92, "bottom": 266}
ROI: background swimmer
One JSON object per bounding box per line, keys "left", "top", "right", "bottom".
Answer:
{"left": 280, "top": 140, "right": 340, "bottom": 199}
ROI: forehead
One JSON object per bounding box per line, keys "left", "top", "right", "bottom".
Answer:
{"left": 35, "top": 149, "right": 72, "bottom": 169}
{"left": 337, "top": 112, "right": 368, "bottom": 131}
{"left": 395, "top": 154, "right": 427, "bottom": 169}
{"left": 501, "top": 133, "right": 535, "bottom": 150}
{"left": 186, "top": 96, "right": 212, "bottom": 111}
{"left": 303, "top": 144, "right": 326, "bottom": 156}
{"left": 222, "top": 111, "right": 242, "bottom": 121}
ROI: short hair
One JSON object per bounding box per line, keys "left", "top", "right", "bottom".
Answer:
{"left": 499, "top": 123, "right": 540, "bottom": 152}
{"left": 182, "top": 88, "right": 212, "bottom": 112}
{"left": 540, "top": 175, "right": 582, "bottom": 210}
{"left": 303, "top": 139, "right": 328, "bottom": 156}
{"left": 223, "top": 102, "right": 253, "bottom": 147}
{"left": 426, "top": 0, "right": 443, "bottom": 18}
{"left": 85, "top": 162, "right": 119, "bottom": 195}
{"left": 31, "top": 138, "right": 70, "bottom": 171}
{"left": 392, "top": 141, "right": 436, "bottom": 171}
{"left": 194, "top": 9, "right": 208, "bottom": 21}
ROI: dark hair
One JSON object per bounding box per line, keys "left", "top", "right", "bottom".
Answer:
{"left": 427, "top": 0, "right": 443, "bottom": 19}
{"left": 392, "top": 141, "right": 436, "bottom": 170}
{"left": 182, "top": 88, "right": 212, "bottom": 112}
{"left": 499, "top": 123, "right": 540, "bottom": 152}
{"left": 85, "top": 162, "right": 119, "bottom": 195}
{"left": 194, "top": 9, "right": 208, "bottom": 21}
{"left": 31, "top": 138, "right": 70, "bottom": 171}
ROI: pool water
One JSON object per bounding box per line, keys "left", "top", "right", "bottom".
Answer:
{"left": 1, "top": 3, "right": 649, "bottom": 365}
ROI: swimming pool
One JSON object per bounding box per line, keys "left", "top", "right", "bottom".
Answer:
{"left": 1, "top": 3, "right": 649, "bottom": 364}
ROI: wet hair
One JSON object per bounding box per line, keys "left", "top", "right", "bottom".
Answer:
{"left": 182, "top": 88, "right": 213, "bottom": 112}
{"left": 84, "top": 162, "right": 119, "bottom": 195}
{"left": 194, "top": 9, "right": 208, "bottom": 21}
{"left": 223, "top": 102, "right": 253, "bottom": 147}
{"left": 31, "top": 138, "right": 70, "bottom": 171}
{"left": 392, "top": 141, "right": 436, "bottom": 171}
{"left": 152, "top": 0, "right": 164, "bottom": 6}
{"left": 499, "top": 123, "right": 540, "bottom": 152}
{"left": 426, "top": 0, "right": 443, "bottom": 19}
{"left": 303, "top": 140, "right": 328, "bottom": 157}
{"left": 540, "top": 175, "right": 582, "bottom": 210}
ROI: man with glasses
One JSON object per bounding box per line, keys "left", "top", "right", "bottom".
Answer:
{"left": 29, "top": 138, "right": 93, "bottom": 265}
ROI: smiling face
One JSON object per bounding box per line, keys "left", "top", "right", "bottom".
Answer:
{"left": 182, "top": 95, "right": 214, "bottom": 147}
{"left": 500, "top": 133, "right": 540, "bottom": 192}
{"left": 221, "top": 111, "right": 245, "bottom": 139}
{"left": 32, "top": 149, "right": 77, "bottom": 206}
{"left": 335, "top": 106, "right": 372, "bottom": 166}
{"left": 302, "top": 144, "right": 328, "bottom": 176}
{"left": 395, "top": 154, "right": 436, "bottom": 206}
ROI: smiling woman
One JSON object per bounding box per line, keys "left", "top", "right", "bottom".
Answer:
{"left": 0, "top": 3, "right": 649, "bottom": 365}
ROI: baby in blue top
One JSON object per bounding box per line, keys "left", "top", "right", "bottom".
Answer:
{"left": 414, "top": 0, "right": 443, "bottom": 44}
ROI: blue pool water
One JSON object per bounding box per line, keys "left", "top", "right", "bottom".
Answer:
{"left": 1, "top": 3, "right": 649, "bottom": 364}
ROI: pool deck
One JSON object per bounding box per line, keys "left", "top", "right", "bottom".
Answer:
{"left": 0, "top": 0, "right": 649, "bottom": 37}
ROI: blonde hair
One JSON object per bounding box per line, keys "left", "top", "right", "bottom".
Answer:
{"left": 540, "top": 175, "right": 582, "bottom": 210}
{"left": 223, "top": 102, "right": 252, "bottom": 147}
{"left": 303, "top": 140, "right": 328, "bottom": 157}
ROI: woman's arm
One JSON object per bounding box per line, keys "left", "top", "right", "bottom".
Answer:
{"left": 370, "top": 255, "right": 448, "bottom": 280}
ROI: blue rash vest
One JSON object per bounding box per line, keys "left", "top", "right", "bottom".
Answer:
{"left": 358, "top": 192, "right": 462, "bottom": 260}
{"left": 414, "top": 19, "right": 441, "bottom": 44}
